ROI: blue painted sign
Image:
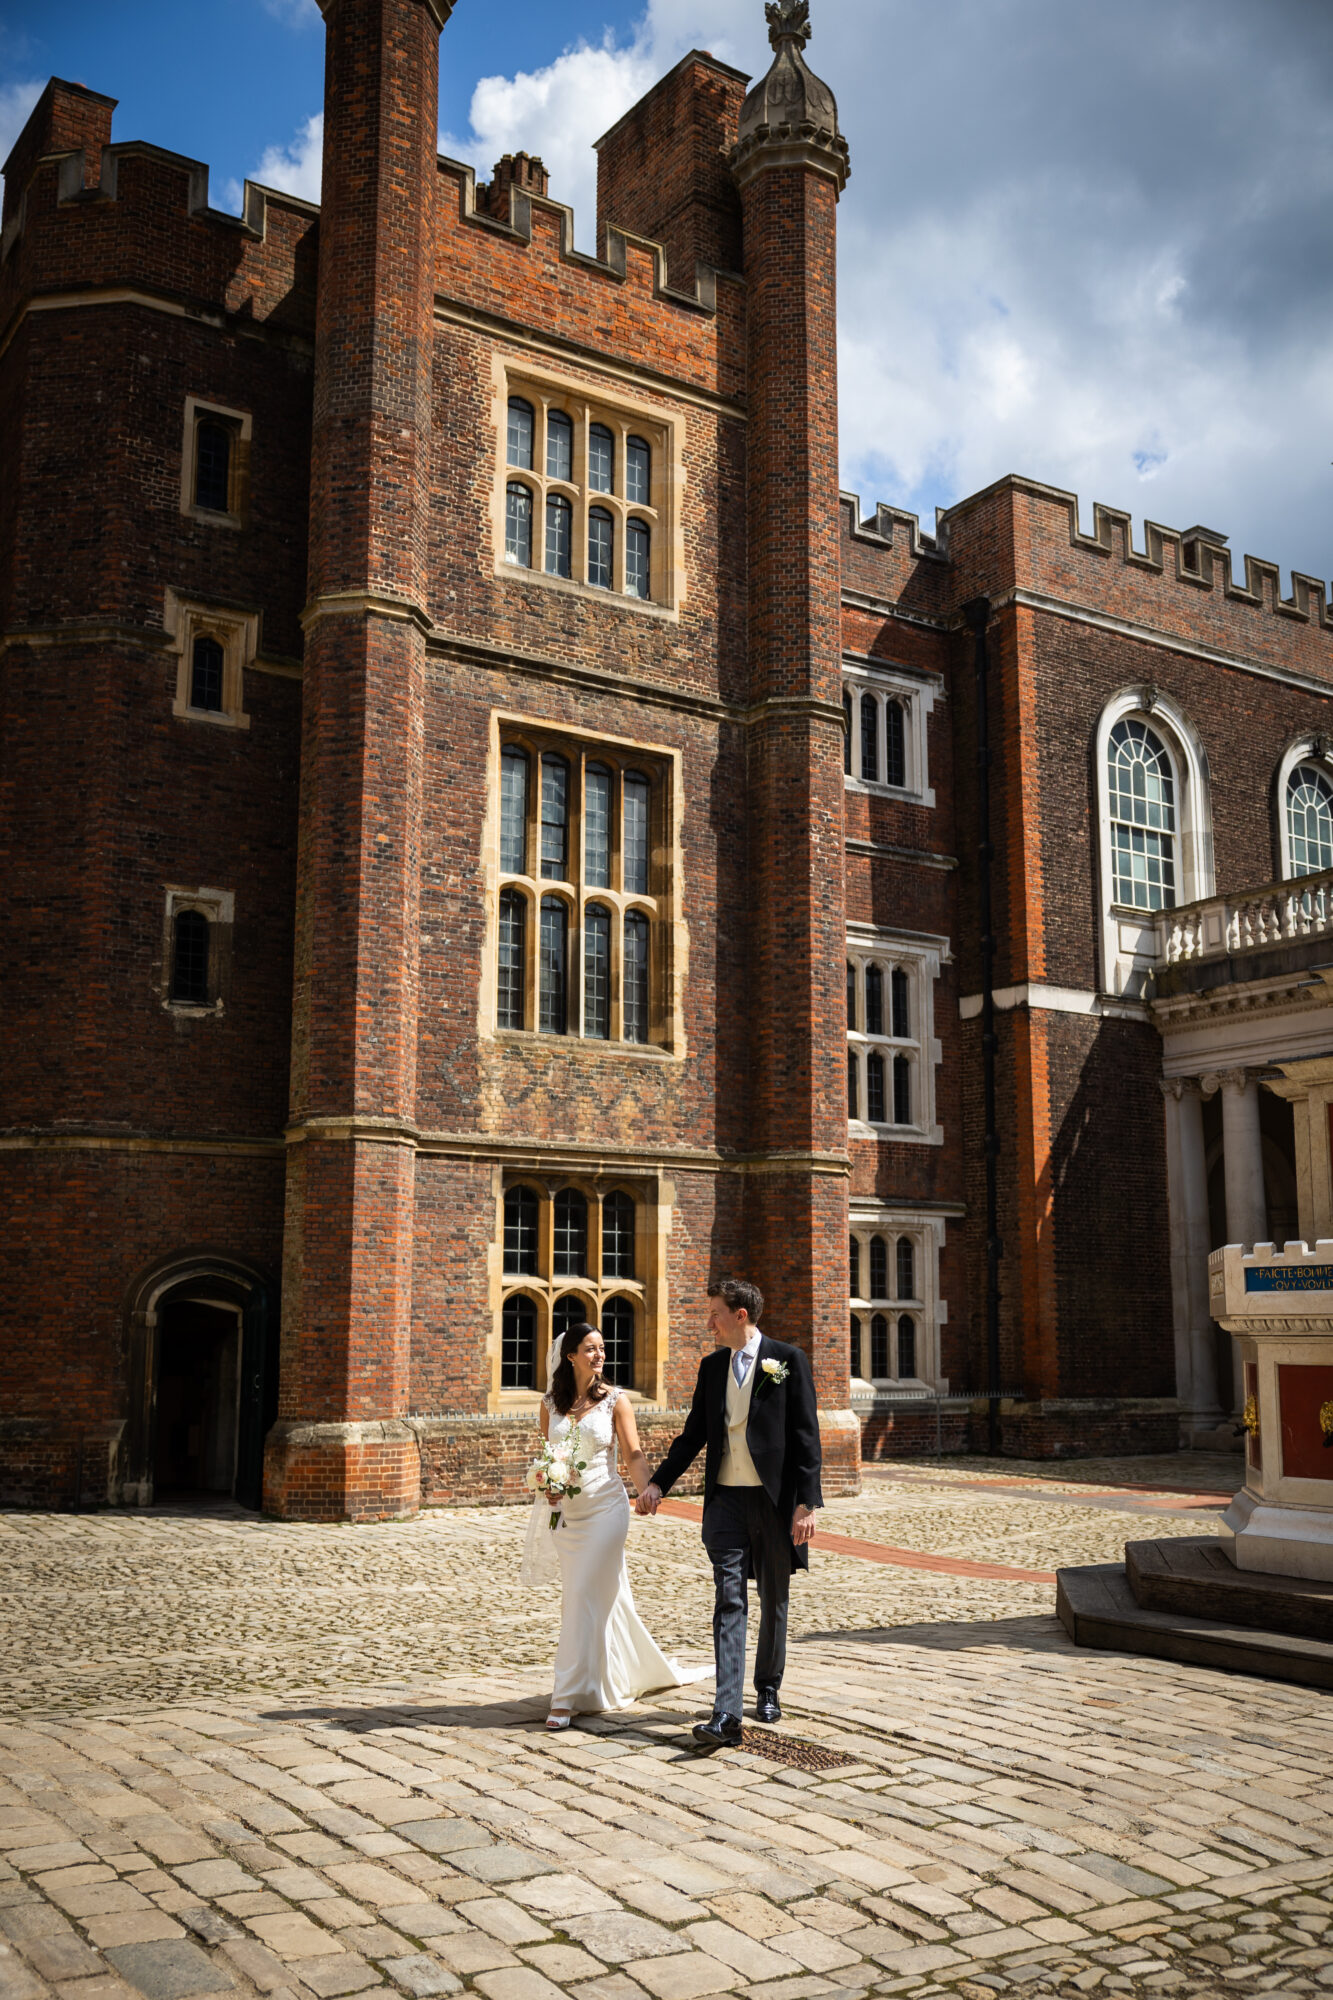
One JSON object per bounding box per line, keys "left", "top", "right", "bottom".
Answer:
{"left": 1245, "top": 1266, "right": 1333, "bottom": 1293}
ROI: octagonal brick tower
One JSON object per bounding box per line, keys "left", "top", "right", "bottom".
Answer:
{"left": 732, "top": 2, "right": 856, "bottom": 1474}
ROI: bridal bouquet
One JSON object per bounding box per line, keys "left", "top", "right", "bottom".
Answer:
{"left": 526, "top": 1425, "right": 587, "bottom": 1528}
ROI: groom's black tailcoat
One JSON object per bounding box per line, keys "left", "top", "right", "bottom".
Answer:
{"left": 650, "top": 1336, "right": 823, "bottom": 1570}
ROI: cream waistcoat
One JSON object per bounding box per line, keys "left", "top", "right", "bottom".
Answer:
{"left": 718, "top": 1352, "right": 763, "bottom": 1487}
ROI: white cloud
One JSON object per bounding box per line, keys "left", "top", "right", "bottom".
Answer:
{"left": 260, "top": 0, "right": 321, "bottom": 26}
{"left": 0, "top": 78, "right": 43, "bottom": 170}
{"left": 231, "top": 110, "right": 324, "bottom": 210}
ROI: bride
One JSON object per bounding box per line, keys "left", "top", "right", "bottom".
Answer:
{"left": 524, "top": 1321, "right": 702, "bottom": 1729}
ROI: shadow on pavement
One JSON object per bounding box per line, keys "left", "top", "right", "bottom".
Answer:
{"left": 796, "top": 1612, "right": 1066, "bottom": 1651}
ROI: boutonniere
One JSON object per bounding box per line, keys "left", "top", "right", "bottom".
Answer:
{"left": 759, "top": 1357, "right": 789, "bottom": 1387}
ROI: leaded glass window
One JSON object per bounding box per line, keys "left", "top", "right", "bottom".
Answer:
{"left": 583, "top": 902, "right": 611, "bottom": 1039}
{"left": 1107, "top": 717, "right": 1177, "bottom": 911}
{"left": 623, "top": 773, "right": 650, "bottom": 894}
{"left": 626, "top": 519, "right": 650, "bottom": 599}
{"left": 546, "top": 408, "right": 573, "bottom": 481}
{"left": 846, "top": 962, "right": 856, "bottom": 1029}
{"left": 585, "top": 764, "right": 612, "bottom": 887}
{"left": 871, "top": 1313, "right": 889, "bottom": 1378}
{"left": 190, "top": 635, "right": 224, "bottom": 712}
{"left": 1288, "top": 766, "right": 1333, "bottom": 878}
{"left": 507, "top": 397, "right": 534, "bottom": 469}
{"left": 503, "top": 1186, "right": 539, "bottom": 1274}
{"left": 602, "top": 1294, "right": 634, "bottom": 1385}
{"left": 553, "top": 1292, "right": 589, "bottom": 1349}
{"left": 588, "top": 506, "right": 613, "bottom": 588}
{"left": 497, "top": 888, "right": 526, "bottom": 1028}
{"left": 553, "top": 1188, "right": 587, "bottom": 1277}
{"left": 626, "top": 435, "right": 650, "bottom": 504}
{"left": 505, "top": 481, "right": 532, "bottom": 566}
{"left": 866, "top": 1050, "right": 886, "bottom": 1124}
{"left": 891, "top": 966, "right": 910, "bottom": 1038}
{"left": 171, "top": 909, "right": 209, "bottom": 1005}
{"left": 539, "top": 896, "right": 567, "bottom": 1033}
{"left": 624, "top": 910, "right": 649, "bottom": 1044}
{"left": 897, "top": 1315, "right": 916, "bottom": 1378}
{"left": 545, "top": 494, "right": 572, "bottom": 578}
{"left": 195, "top": 420, "right": 231, "bottom": 511}
{"left": 896, "top": 1235, "right": 915, "bottom": 1300}
{"left": 500, "top": 746, "right": 528, "bottom": 874}
{"left": 851, "top": 1313, "right": 864, "bottom": 1377}
{"left": 602, "top": 1191, "right": 635, "bottom": 1278}
{"left": 540, "top": 754, "right": 568, "bottom": 880}
{"left": 843, "top": 691, "right": 853, "bottom": 775}
{"left": 865, "top": 963, "right": 884, "bottom": 1036}
{"left": 588, "top": 423, "right": 614, "bottom": 493}
{"left": 860, "top": 693, "right": 878, "bottom": 782}
{"left": 869, "top": 1235, "right": 888, "bottom": 1301}
{"left": 893, "top": 1053, "right": 911, "bottom": 1125}
{"left": 849, "top": 1235, "right": 861, "bottom": 1298}
{"left": 885, "top": 699, "right": 906, "bottom": 788}
{"left": 847, "top": 1052, "right": 857, "bottom": 1119}
{"left": 502, "top": 1293, "right": 536, "bottom": 1388}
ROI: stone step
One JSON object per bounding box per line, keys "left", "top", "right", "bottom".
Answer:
{"left": 1056, "top": 1562, "right": 1333, "bottom": 1690}
{"left": 1126, "top": 1535, "right": 1333, "bottom": 1640}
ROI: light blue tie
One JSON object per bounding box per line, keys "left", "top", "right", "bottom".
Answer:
{"left": 733, "top": 1348, "right": 750, "bottom": 1386}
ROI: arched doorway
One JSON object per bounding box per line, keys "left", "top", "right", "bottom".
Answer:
{"left": 123, "top": 1253, "right": 278, "bottom": 1509}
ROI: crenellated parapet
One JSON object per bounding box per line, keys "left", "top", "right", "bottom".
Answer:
{"left": 1, "top": 107, "right": 318, "bottom": 342}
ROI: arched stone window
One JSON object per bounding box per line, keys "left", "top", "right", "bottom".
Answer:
{"left": 504, "top": 480, "right": 532, "bottom": 566}
{"left": 1286, "top": 764, "right": 1333, "bottom": 878}
{"left": 497, "top": 888, "right": 527, "bottom": 1029}
{"left": 545, "top": 493, "right": 572, "bottom": 578}
{"left": 1107, "top": 717, "right": 1177, "bottom": 912}
{"left": 884, "top": 699, "right": 906, "bottom": 788}
{"left": 626, "top": 520, "right": 650, "bottom": 599}
{"left": 546, "top": 408, "right": 573, "bottom": 480}
{"left": 602, "top": 1295, "right": 635, "bottom": 1385}
{"left": 870, "top": 1314, "right": 889, "bottom": 1378}
{"left": 553, "top": 1292, "right": 592, "bottom": 1350}
{"left": 538, "top": 896, "right": 568, "bottom": 1033}
{"left": 500, "top": 747, "right": 529, "bottom": 874}
{"left": 502, "top": 1293, "right": 537, "bottom": 1388}
{"left": 626, "top": 435, "right": 651, "bottom": 505}
{"left": 848, "top": 1236, "right": 860, "bottom": 1298}
{"left": 583, "top": 903, "right": 611, "bottom": 1038}
{"left": 1095, "top": 691, "right": 1212, "bottom": 996}
{"left": 869, "top": 1234, "right": 888, "bottom": 1300}
{"left": 588, "top": 506, "right": 614, "bottom": 588}
{"left": 896, "top": 1234, "right": 915, "bottom": 1301}
{"left": 602, "top": 1192, "right": 635, "bottom": 1278}
{"left": 507, "top": 396, "right": 534, "bottom": 469}
{"left": 896, "top": 1314, "right": 916, "bottom": 1378}
{"left": 503, "top": 1186, "right": 539, "bottom": 1273}
{"left": 859, "top": 692, "right": 879, "bottom": 783}
{"left": 865, "top": 963, "right": 883, "bottom": 1036}
{"left": 553, "top": 1189, "right": 588, "bottom": 1277}
{"left": 190, "top": 635, "right": 224, "bottom": 712}
{"left": 588, "top": 423, "right": 615, "bottom": 493}
{"left": 623, "top": 910, "right": 650, "bottom": 1043}
{"left": 842, "top": 690, "right": 853, "bottom": 775}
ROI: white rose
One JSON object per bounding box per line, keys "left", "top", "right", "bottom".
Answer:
{"left": 525, "top": 1463, "right": 541, "bottom": 1491}
{"left": 761, "top": 1358, "right": 782, "bottom": 1376}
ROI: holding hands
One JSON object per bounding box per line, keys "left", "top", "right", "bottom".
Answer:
{"left": 635, "top": 1481, "right": 662, "bottom": 1515}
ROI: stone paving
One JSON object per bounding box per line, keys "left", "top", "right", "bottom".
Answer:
{"left": 2, "top": 1454, "right": 1330, "bottom": 2000}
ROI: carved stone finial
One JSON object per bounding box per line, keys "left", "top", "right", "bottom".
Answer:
{"left": 732, "top": 0, "right": 849, "bottom": 194}
{"left": 765, "top": 0, "right": 811, "bottom": 49}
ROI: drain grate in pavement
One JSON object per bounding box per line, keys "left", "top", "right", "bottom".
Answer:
{"left": 738, "top": 1729, "right": 855, "bottom": 1770}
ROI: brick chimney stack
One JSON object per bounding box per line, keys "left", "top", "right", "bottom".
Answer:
{"left": 266, "top": 0, "right": 452, "bottom": 1522}
{"left": 478, "top": 151, "right": 549, "bottom": 219}
{"left": 732, "top": 0, "right": 854, "bottom": 1443}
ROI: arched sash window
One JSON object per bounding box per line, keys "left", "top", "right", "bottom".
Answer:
{"left": 1107, "top": 717, "right": 1177, "bottom": 911}
{"left": 1287, "top": 766, "right": 1333, "bottom": 878}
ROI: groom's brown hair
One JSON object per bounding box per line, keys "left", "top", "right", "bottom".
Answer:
{"left": 708, "top": 1277, "right": 763, "bottom": 1322}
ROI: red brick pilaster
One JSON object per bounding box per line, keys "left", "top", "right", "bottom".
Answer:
{"left": 266, "top": 0, "right": 449, "bottom": 1521}
{"left": 733, "top": 10, "right": 854, "bottom": 1466}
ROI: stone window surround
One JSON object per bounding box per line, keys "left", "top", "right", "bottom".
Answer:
{"left": 490, "top": 354, "right": 685, "bottom": 618}
{"left": 179, "top": 395, "right": 251, "bottom": 530}
{"left": 849, "top": 1203, "right": 948, "bottom": 1391}
{"left": 1276, "top": 736, "right": 1333, "bottom": 881}
{"left": 489, "top": 1168, "right": 673, "bottom": 1411}
{"left": 847, "top": 922, "right": 946, "bottom": 1147}
{"left": 162, "top": 885, "right": 234, "bottom": 1016}
{"left": 841, "top": 653, "right": 937, "bottom": 807}
{"left": 165, "top": 588, "right": 256, "bottom": 731}
{"left": 1095, "top": 686, "right": 1214, "bottom": 1002}
{"left": 482, "top": 713, "right": 687, "bottom": 1058}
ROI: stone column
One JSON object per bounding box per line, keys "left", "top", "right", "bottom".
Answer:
{"left": 730, "top": 2, "right": 856, "bottom": 1486}
{"left": 1161, "top": 1078, "right": 1221, "bottom": 1432}
{"left": 1205, "top": 1066, "right": 1269, "bottom": 1414}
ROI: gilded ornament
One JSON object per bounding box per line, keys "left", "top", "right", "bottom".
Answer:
{"left": 1240, "top": 1393, "right": 1259, "bottom": 1436}
{"left": 1320, "top": 1398, "right": 1333, "bottom": 1447}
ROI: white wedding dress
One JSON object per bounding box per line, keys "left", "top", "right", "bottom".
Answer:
{"left": 533, "top": 1387, "right": 704, "bottom": 1714}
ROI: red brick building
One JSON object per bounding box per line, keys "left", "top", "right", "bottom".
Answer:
{"left": 4, "top": 0, "right": 1332, "bottom": 1516}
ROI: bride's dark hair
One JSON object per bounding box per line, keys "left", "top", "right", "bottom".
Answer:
{"left": 549, "top": 1323, "right": 610, "bottom": 1416}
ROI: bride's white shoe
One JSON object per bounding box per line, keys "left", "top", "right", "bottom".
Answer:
{"left": 546, "top": 1709, "right": 573, "bottom": 1730}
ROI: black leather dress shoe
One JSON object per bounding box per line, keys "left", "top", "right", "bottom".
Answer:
{"left": 691, "top": 1712, "right": 743, "bottom": 1751}
{"left": 754, "top": 1686, "right": 781, "bottom": 1723}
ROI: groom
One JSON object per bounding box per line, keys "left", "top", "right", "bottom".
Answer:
{"left": 637, "top": 1277, "right": 822, "bottom": 1750}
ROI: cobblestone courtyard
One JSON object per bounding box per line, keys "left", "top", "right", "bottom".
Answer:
{"left": 2, "top": 1456, "right": 1330, "bottom": 2000}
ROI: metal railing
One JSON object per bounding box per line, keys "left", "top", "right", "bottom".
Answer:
{"left": 1158, "top": 863, "right": 1333, "bottom": 966}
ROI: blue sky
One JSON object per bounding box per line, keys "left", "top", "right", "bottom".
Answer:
{"left": 4, "top": 0, "right": 1332, "bottom": 590}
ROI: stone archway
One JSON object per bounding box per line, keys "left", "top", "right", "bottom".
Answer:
{"left": 122, "top": 1251, "right": 278, "bottom": 1508}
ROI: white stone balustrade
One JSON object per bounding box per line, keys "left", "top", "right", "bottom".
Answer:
{"left": 1159, "top": 864, "right": 1333, "bottom": 965}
